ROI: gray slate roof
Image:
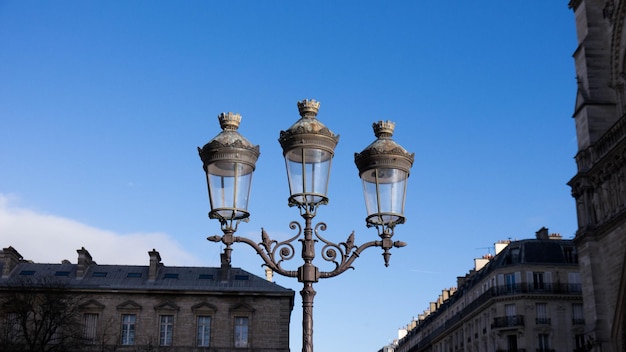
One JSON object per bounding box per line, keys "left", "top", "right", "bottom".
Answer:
{"left": 0, "top": 261, "right": 293, "bottom": 295}
{"left": 459, "top": 238, "right": 578, "bottom": 290}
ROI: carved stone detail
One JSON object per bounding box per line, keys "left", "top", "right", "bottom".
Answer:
{"left": 570, "top": 116, "right": 626, "bottom": 230}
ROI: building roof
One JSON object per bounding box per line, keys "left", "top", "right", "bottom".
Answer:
{"left": 416, "top": 234, "right": 578, "bottom": 320}
{"left": 0, "top": 247, "right": 294, "bottom": 296}
{"left": 466, "top": 237, "right": 578, "bottom": 287}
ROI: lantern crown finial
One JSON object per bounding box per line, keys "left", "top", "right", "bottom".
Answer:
{"left": 218, "top": 112, "right": 242, "bottom": 131}
{"left": 297, "top": 99, "right": 321, "bottom": 118}
{"left": 373, "top": 120, "right": 395, "bottom": 138}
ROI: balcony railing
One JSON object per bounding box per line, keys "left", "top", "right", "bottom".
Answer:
{"left": 535, "top": 317, "right": 551, "bottom": 325}
{"left": 493, "top": 283, "right": 582, "bottom": 295}
{"left": 492, "top": 315, "right": 525, "bottom": 329}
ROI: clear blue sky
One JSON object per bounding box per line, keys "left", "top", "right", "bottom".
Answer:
{"left": 0, "top": 1, "right": 577, "bottom": 351}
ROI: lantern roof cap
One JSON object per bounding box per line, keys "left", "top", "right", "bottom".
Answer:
{"left": 202, "top": 112, "right": 258, "bottom": 150}
{"left": 198, "top": 112, "right": 260, "bottom": 171}
{"left": 278, "top": 99, "right": 339, "bottom": 154}
{"left": 354, "top": 120, "right": 414, "bottom": 175}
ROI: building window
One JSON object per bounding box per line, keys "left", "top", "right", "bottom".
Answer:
{"left": 564, "top": 246, "right": 577, "bottom": 263}
{"left": 83, "top": 313, "right": 98, "bottom": 344}
{"left": 575, "top": 334, "right": 585, "bottom": 350}
{"left": 159, "top": 315, "right": 174, "bottom": 346}
{"left": 505, "top": 247, "right": 520, "bottom": 264}
{"left": 505, "top": 303, "right": 516, "bottom": 325}
{"left": 533, "top": 272, "right": 545, "bottom": 290}
{"left": 573, "top": 303, "right": 584, "bottom": 324}
{"left": 538, "top": 333, "right": 550, "bottom": 351}
{"left": 197, "top": 316, "right": 211, "bottom": 347}
{"left": 234, "top": 317, "right": 249, "bottom": 348}
{"left": 507, "top": 334, "right": 518, "bottom": 351}
{"left": 505, "top": 273, "right": 516, "bottom": 292}
{"left": 569, "top": 272, "right": 582, "bottom": 292}
{"left": 536, "top": 303, "right": 549, "bottom": 324}
{"left": 120, "top": 314, "right": 136, "bottom": 345}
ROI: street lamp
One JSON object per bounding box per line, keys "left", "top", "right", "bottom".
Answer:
{"left": 198, "top": 99, "right": 414, "bottom": 352}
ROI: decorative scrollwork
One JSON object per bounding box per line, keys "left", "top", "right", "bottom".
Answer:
{"left": 260, "top": 227, "right": 297, "bottom": 266}
{"left": 315, "top": 221, "right": 358, "bottom": 271}
{"left": 322, "top": 247, "right": 337, "bottom": 265}
{"left": 273, "top": 241, "right": 296, "bottom": 264}
{"left": 289, "top": 221, "right": 302, "bottom": 233}
{"left": 258, "top": 223, "right": 302, "bottom": 273}
{"left": 217, "top": 216, "right": 397, "bottom": 279}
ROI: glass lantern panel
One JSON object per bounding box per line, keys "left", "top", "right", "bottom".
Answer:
{"left": 361, "top": 168, "right": 408, "bottom": 225}
{"left": 207, "top": 161, "right": 254, "bottom": 219}
{"left": 284, "top": 147, "right": 332, "bottom": 205}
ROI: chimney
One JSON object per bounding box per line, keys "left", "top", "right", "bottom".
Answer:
{"left": 549, "top": 233, "right": 563, "bottom": 240}
{"left": 495, "top": 240, "right": 510, "bottom": 255}
{"left": 398, "top": 327, "right": 408, "bottom": 340}
{"left": 265, "top": 267, "right": 273, "bottom": 282}
{"left": 441, "top": 289, "right": 450, "bottom": 301}
{"left": 76, "top": 247, "right": 95, "bottom": 279}
{"left": 536, "top": 227, "right": 549, "bottom": 240}
{"left": 474, "top": 257, "right": 490, "bottom": 271}
{"left": 220, "top": 253, "right": 230, "bottom": 281}
{"left": 457, "top": 275, "right": 466, "bottom": 288}
{"left": 148, "top": 249, "right": 162, "bottom": 281}
{"left": 1, "top": 246, "right": 23, "bottom": 278}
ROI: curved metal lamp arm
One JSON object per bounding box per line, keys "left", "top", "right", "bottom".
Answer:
{"left": 318, "top": 232, "right": 406, "bottom": 279}
{"left": 233, "top": 235, "right": 298, "bottom": 278}
{"left": 208, "top": 224, "right": 304, "bottom": 279}
{"left": 208, "top": 219, "right": 406, "bottom": 281}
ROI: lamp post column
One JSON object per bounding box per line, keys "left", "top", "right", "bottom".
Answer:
{"left": 301, "top": 282, "right": 316, "bottom": 352}
{"left": 299, "top": 213, "right": 318, "bottom": 352}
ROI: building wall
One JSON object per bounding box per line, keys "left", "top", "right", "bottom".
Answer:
{"left": 390, "top": 235, "right": 583, "bottom": 352}
{"left": 0, "top": 247, "right": 295, "bottom": 352}
{"left": 568, "top": 0, "right": 626, "bottom": 350}
{"left": 74, "top": 291, "right": 292, "bottom": 351}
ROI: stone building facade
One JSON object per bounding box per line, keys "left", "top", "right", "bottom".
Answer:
{"left": 384, "top": 229, "right": 583, "bottom": 352}
{"left": 567, "top": 0, "right": 626, "bottom": 350}
{"left": 0, "top": 246, "right": 294, "bottom": 351}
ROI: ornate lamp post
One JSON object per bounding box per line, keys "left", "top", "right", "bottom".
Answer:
{"left": 198, "top": 99, "right": 414, "bottom": 352}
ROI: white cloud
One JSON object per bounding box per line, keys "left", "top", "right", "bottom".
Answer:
{"left": 0, "top": 194, "right": 199, "bottom": 266}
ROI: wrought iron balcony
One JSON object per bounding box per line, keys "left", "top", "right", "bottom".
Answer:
{"left": 535, "top": 317, "right": 551, "bottom": 325}
{"left": 493, "top": 283, "right": 582, "bottom": 295}
{"left": 491, "top": 315, "right": 525, "bottom": 329}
